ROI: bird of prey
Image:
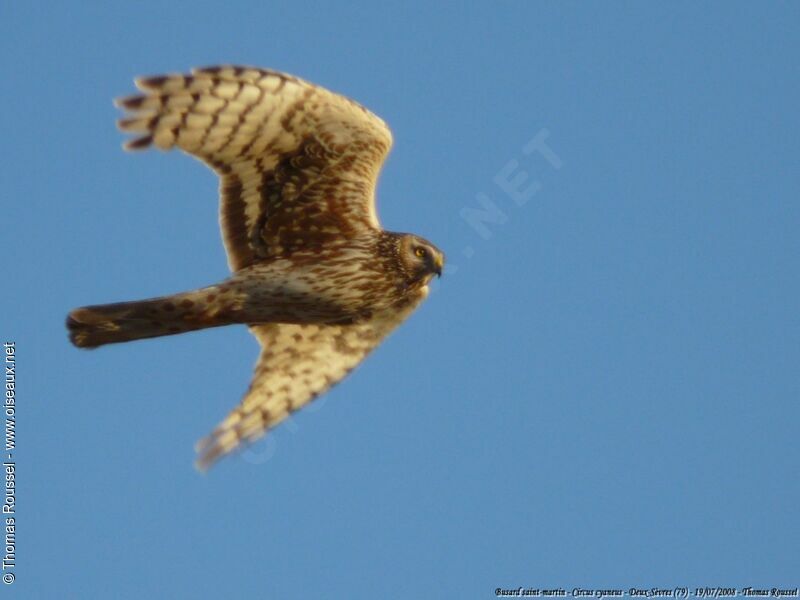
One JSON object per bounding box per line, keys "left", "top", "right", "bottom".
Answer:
{"left": 66, "top": 66, "right": 444, "bottom": 470}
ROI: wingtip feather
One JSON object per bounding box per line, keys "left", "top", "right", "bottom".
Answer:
{"left": 135, "top": 74, "right": 170, "bottom": 91}
{"left": 123, "top": 136, "right": 154, "bottom": 151}
{"left": 115, "top": 94, "right": 150, "bottom": 110}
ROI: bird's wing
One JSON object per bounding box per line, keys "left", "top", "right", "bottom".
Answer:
{"left": 116, "top": 65, "right": 393, "bottom": 271}
{"left": 195, "top": 304, "right": 417, "bottom": 470}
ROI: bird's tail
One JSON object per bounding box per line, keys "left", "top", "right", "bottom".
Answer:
{"left": 67, "top": 285, "right": 235, "bottom": 349}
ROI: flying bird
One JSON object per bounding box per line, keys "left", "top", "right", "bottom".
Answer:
{"left": 66, "top": 66, "right": 444, "bottom": 470}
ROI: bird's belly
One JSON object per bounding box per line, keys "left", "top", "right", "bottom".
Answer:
{"left": 229, "top": 257, "right": 392, "bottom": 325}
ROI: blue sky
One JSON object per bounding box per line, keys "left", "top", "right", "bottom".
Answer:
{"left": 3, "top": 2, "right": 799, "bottom": 597}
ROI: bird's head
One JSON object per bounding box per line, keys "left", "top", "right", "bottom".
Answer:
{"left": 398, "top": 234, "right": 445, "bottom": 284}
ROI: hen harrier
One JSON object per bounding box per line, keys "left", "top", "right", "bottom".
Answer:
{"left": 67, "top": 66, "right": 444, "bottom": 470}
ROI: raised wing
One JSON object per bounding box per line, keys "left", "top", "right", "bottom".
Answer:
{"left": 195, "top": 309, "right": 412, "bottom": 470}
{"left": 116, "top": 65, "right": 393, "bottom": 271}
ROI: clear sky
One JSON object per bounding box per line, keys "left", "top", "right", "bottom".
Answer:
{"left": 3, "top": 2, "right": 799, "bottom": 598}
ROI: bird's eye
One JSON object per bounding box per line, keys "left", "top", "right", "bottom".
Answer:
{"left": 414, "top": 247, "right": 427, "bottom": 258}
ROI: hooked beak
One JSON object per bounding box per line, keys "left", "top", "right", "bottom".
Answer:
{"left": 433, "top": 253, "right": 444, "bottom": 278}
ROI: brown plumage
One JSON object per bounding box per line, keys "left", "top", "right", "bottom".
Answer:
{"left": 66, "top": 66, "right": 444, "bottom": 470}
